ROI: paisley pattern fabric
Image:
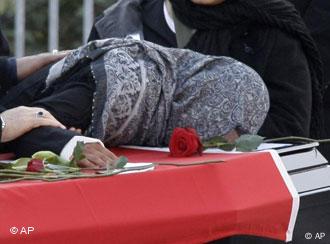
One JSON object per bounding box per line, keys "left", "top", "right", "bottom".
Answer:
{"left": 46, "top": 38, "right": 269, "bottom": 147}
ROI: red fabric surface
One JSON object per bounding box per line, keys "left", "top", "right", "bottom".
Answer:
{"left": 0, "top": 148, "right": 293, "bottom": 244}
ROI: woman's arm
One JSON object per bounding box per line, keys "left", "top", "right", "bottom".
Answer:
{"left": 16, "top": 51, "right": 68, "bottom": 81}
{"left": 0, "top": 52, "right": 68, "bottom": 94}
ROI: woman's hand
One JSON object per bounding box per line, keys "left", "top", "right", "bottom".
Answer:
{"left": 77, "top": 143, "right": 118, "bottom": 168}
{"left": 16, "top": 51, "right": 69, "bottom": 80}
{"left": 1, "top": 106, "right": 66, "bottom": 143}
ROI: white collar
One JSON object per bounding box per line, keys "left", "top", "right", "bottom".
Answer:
{"left": 163, "top": 0, "right": 176, "bottom": 33}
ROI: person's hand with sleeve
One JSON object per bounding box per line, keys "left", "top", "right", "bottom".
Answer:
{"left": 1, "top": 108, "right": 118, "bottom": 169}
{"left": 59, "top": 136, "right": 118, "bottom": 169}
{"left": 79, "top": 143, "right": 118, "bottom": 168}
{"left": 0, "top": 106, "right": 66, "bottom": 143}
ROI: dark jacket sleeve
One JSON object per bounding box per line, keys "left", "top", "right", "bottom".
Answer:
{"left": 0, "top": 57, "right": 18, "bottom": 93}
{"left": 302, "top": 0, "right": 330, "bottom": 159}
{"left": 0, "top": 57, "right": 18, "bottom": 114}
{"left": 289, "top": 0, "right": 312, "bottom": 15}
{"left": 0, "top": 105, "right": 6, "bottom": 113}
{"left": 3, "top": 126, "right": 78, "bottom": 157}
{"left": 0, "top": 27, "right": 10, "bottom": 56}
{"left": 304, "top": 0, "right": 330, "bottom": 100}
{"left": 258, "top": 30, "right": 312, "bottom": 138}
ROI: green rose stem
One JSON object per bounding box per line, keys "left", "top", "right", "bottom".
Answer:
{"left": 0, "top": 165, "right": 149, "bottom": 183}
{"left": 264, "top": 136, "right": 330, "bottom": 144}
{"left": 0, "top": 168, "right": 138, "bottom": 183}
{"left": 82, "top": 159, "right": 225, "bottom": 170}
{"left": 0, "top": 169, "right": 45, "bottom": 175}
{"left": 0, "top": 177, "right": 34, "bottom": 183}
{"left": 0, "top": 173, "right": 46, "bottom": 182}
{"left": 0, "top": 159, "right": 226, "bottom": 183}
{"left": 153, "top": 159, "right": 225, "bottom": 167}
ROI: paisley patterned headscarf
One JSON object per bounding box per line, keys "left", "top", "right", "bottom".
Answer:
{"left": 46, "top": 38, "right": 269, "bottom": 146}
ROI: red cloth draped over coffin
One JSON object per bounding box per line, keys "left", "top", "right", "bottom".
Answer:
{"left": 0, "top": 148, "right": 299, "bottom": 244}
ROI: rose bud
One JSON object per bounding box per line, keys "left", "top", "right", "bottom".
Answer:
{"left": 26, "top": 159, "right": 45, "bottom": 172}
{"left": 169, "top": 128, "right": 203, "bottom": 157}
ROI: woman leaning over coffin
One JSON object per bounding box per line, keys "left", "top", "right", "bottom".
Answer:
{"left": 89, "top": 0, "right": 326, "bottom": 140}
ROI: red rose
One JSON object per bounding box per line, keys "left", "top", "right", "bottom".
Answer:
{"left": 169, "top": 128, "right": 203, "bottom": 157}
{"left": 26, "top": 159, "right": 44, "bottom": 172}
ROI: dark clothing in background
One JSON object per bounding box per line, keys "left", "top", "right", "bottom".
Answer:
{"left": 292, "top": 0, "right": 330, "bottom": 85}
{"left": 0, "top": 24, "right": 17, "bottom": 112}
{"left": 171, "top": 0, "right": 325, "bottom": 139}
{"left": 0, "top": 57, "right": 17, "bottom": 105}
{"left": 303, "top": 0, "right": 330, "bottom": 100}
{"left": 142, "top": 0, "right": 177, "bottom": 47}
{"left": 0, "top": 22, "right": 15, "bottom": 88}
{"left": 89, "top": 0, "right": 321, "bottom": 139}
{"left": 292, "top": 0, "right": 330, "bottom": 159}
{"left": 290, "top": 0, "right": 312, "bottom": 15}
{"left": 0, "top": 26, "right": 10, "bottom": 56}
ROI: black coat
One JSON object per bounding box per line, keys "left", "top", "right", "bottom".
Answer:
{"left": 90, "top": 0, "right": 313, "bottom": 138}
{"left": 0, "top": 58, "right": 15, "bottom": 99}
{"left": 292, "top": 0, "right": 330, "bottom": 158}
{"left": 291, "top": 0, "right": 330, "bottom": 87}
{"left": 0, "top": 26, "right": 10, "bottom": 56}
{"left": 0, "top": 24, "right": 16, "bottom": 112}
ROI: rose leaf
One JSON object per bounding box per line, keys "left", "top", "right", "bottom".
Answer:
{"left": 235, "top": 135, "right": 264, "bottom": 152}
{"left": 116, "top": 156, "right": 128, "bottom": 169}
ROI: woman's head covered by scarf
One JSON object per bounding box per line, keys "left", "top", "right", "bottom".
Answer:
{"left": 170, "top": 0, "right": 325, "bottom": 138}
